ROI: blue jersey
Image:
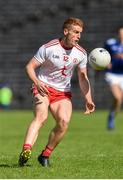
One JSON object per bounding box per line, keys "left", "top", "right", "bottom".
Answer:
{"left": 104, "top": 38, "right": 123, "bottom": 74}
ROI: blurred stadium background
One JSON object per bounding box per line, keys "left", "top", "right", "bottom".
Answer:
{"left": 0, "top": 0, "right": 123, "bottom": 109}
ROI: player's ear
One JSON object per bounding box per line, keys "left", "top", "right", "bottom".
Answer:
{"left": 63, "top": 28, "right": 69, "bottom": 36}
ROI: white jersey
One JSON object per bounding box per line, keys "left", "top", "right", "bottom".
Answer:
{"left": 34, "top": 39, "right": 87, "bottom": 92}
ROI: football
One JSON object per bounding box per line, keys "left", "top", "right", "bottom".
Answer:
{"left": 88, "top": 48, "right": 111, "bottom": 70}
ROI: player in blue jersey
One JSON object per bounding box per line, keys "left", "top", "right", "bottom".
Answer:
{"left": 104, "top": 26, "right": 123, "bottom": 130}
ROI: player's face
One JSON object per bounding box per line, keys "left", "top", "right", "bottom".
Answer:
{"left": 119, "top": 28, "right": 123, "bottom": 43}
{"left": 64, "top": 25, "right": 83, "bottom": 48}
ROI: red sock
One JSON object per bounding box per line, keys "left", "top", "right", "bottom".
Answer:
{"left": 41, "top": 146, "right": 53, "bottom": 157}
{"left": 23, "top": 144, "right": 32, "bottom": 151}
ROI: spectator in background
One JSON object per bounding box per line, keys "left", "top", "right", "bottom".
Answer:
{"left": 104, "top": 25, "right": 123, "bottom": 130}
{"left": 0, "top": 83, "right": 13, "bottom": 110}
{"left": 18, "top": 17, "right": 95, "bottom": 167}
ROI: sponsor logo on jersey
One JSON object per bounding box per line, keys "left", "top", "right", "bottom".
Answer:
{"left": 52, "top": 54, "right": 60, "bottom": 59}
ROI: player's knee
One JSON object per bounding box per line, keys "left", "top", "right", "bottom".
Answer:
{"left": 58, "top": 118, "right": 69, "bottom": 132}
{"left": 35, "top": 111, "right": 48, "bottom": 126}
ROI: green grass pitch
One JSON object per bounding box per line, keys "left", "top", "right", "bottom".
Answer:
{"left": 0, "top": 110, "right": 123, "bottom": 179}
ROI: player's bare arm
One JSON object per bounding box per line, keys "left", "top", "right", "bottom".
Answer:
{"left": 77, "top": 67, "right": 95, "bottom": 114}
{"left": 115, "top": 53, "right": 123, "bottom": 59}
{"left": 26, "top": 57, "right": 49, "bottom": 96}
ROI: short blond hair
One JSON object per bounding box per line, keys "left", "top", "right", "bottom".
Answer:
{"left": 62, "top": 17, "right": 84, "bottom": 30}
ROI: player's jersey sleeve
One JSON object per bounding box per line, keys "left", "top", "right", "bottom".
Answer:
{"left": 78, "top": 53, "right": 87, "bottom": 69}
{"left": 34, "top": 45, "right": 46, "bottom": 63}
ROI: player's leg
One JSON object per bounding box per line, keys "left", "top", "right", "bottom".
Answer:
{"left": 107, "top": 84, "right": 122, "bottom": 129}
{"left": 19, "top": 94, "right": 49, "bottom": 166}
{"left": 38, "top": 99, "right": 72, "bottom": 167}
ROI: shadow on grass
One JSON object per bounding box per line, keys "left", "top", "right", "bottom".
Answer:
{"left": 0, "top": 163, "right": 32, "bottom": 168}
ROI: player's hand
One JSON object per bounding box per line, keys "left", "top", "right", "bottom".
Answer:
{"left": 84, "top": 101, "right": 95, "bottom": 115}
{"left": 37, "top": 81, "right": 49, "bottom": 97}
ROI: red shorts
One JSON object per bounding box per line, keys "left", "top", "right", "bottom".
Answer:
{"left": 31, "top": 84, "right": 72, "bottom": 104}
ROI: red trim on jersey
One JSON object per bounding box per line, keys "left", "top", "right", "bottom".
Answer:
{"left": 45, "top": 42, "right": 59, "bottom": 48}
{"left": 45, "top": 39, "right": 59, "bottom": 48}
{"left": 31, "top": 84, "right": 72, "bottom": 104}
{"left": 46, "top": 39, "right": 59, "bottom": 45}
{"left": 75, "top": 44, "right": 86, "bottom": 54}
